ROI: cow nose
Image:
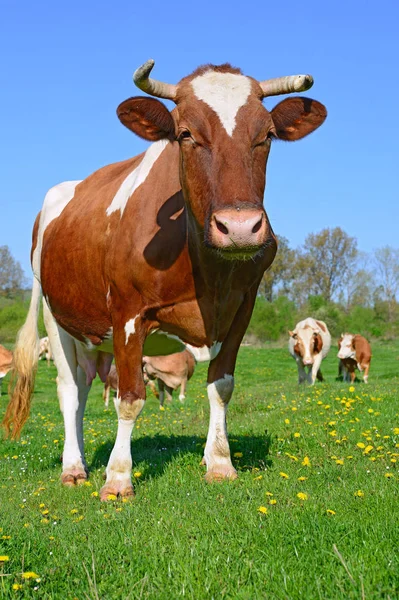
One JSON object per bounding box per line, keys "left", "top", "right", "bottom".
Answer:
{"left": 303, "top": 359, "right": 313, "bottom": 365}
{"left": 209, "top": 208, "right": 267, "bottom": 252}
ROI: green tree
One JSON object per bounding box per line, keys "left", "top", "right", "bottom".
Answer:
{"left": 0, "top": 246, "right": 26, "bottom": 298}
{"left": 259, "top": 235, "right": 295, "bottom": 301}
{"left": 294, "top": 227, "right": 358, "bottom": 303}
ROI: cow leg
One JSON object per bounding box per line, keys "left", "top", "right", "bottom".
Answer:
{"left": 316, "top": 369, "right": 324, "bottom": 382}
{"left": 310, "top": 354, "right": 323, "bottom": 385}
{"left": 350, "top": 370, "right": 356, "bottom": 383}
{"left": 179, "top": 378, "right": 187, "bottom": 402}
{"left": 297, "top": 360, "right": 307, "bottom": 384}
{"left": 202, "top": 292, "right": 258, "bottom": 482}
{"left": 157, "top": 379, "right": 165, "bottom": 406}
{"left": 43, "top": 300, "right": 88, "bottom": 485}
{"left": 164, "top": 384, "right": 173, "bottom": 402}
{"left": 103, "top": 384, "right": 110, "bottom": 408}
{"left": 100, "top": 312, "right": 146, "bottom": 501}
{"left": 362, "top": 363, "right": 370, "bottom": 383}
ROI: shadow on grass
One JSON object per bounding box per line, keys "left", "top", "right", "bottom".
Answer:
{"left": 89, "top": 432, "right": 273, "bottom": 479}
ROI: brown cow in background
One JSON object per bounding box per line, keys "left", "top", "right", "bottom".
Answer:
{"left": 0, "top": 345, "right": 13, "bottom": 396}
{"left": 104, "top": 349, "right": 196, "bottom": 408}
{"left": 337, "top": 333, "right": 372, "bottom": 383}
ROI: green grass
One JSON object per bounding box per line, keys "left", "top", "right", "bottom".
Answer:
{"left": 1, "top": 343, "right": 399, "bottom": 599}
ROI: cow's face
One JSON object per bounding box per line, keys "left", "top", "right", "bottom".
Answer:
{"left": 290, "top": 328, "right": 323, "bottom": 365}
{"left": 337, "top": 334, "right": 356, "bottom": 360}
{"left": 117, "top": 63, "right": 327, "bottom": 260}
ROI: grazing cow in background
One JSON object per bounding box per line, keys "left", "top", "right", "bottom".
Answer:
{"left": 143, "top": 348, "right": 196, "bottom": 406}
{"left": 4, "top": 59, "right": 326, "bottom": 500}
{"left": 103, "top": 349, "right": 196, "bottom": 408}
{"left": 0, "top": 345, "right": 13, "bottom": 396}
{"left": 103, "top": 365, "right": 119, "bottom": 408}
{"left": 39, "top": 336, "right": 53, "bottom": 367}
{"left": 289, "top": 318, "right": 331, "bottom": 384}
{"left": 338, "top": 333, "right": 372, "bottom": 383}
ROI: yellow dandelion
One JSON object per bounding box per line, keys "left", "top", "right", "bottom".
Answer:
{"left": 354, "top": 490, "right": 364, "bottom": 497}
{"left": 302, "top": 456, "right": 310, "bottom": 467}
{"left": 363, "top": 445, "right": 373, "bottom": 455}
{"left": 265, "top": 491, "right": 273, "bottom": 497}
{"left": 159, "top": 406, "right": 165, "bottom": 411}
{"left": 356, "top": 442, "right": 365, "bottom": 449}
{"left": 12, "top": 584, "right": 23, "bottom": 590}
{"left": 83, "top": 481, "right": 92, "bottom": 487}
{"left": 293, "top": 432, "right": 301, "bottom": 438}
{"left": 297, "top": 492, "right": 308, "bottom": 501}
{"left": 258, "top": 506, "right": 268, "bottom": 514}
{"left": 0, "top": 555, "right": 9, "bottom": 562}
{"left": 41, "top": 509, "right": 49, "bottom": 515}
{"left": 269, "top": 499, "right": 277, "bottom": 505}
{"left": 253, "top": 475, "right": 263, "bottom": 481}
{"left": 385, "top": 472, "right": 394, "bottom": 478}
{"left": 2, "top": 535, "right": 11, "bottom": 540}
{"left": 133, "top": 472, "right": 142, "bottom": 478}
{"left": 284, "top": 419, "right": 290, "bottom": 425}
{"left": 22, "top": 572, "right": 39, "bottom": 579}
{"left": 40, "top": 518, "right": 49, "bottom": 524}
{"left": 326, "top": 509, "right": 336, "bottom": 515}
{"left": 70, "top": 509, "right": 78, "bottom": 515}
{"left": 11, "top": 455, "right": 18, "bottom": 460}
{"left": 107, "top": 494, "right": 117, "bottom": 501}
{"left": 393, "top": 428, "right": 399, "bottom": 435}
{"left": 91, "top": 491, "right": 99, "bottom": 497}
{"left": 298, "top": 476, "right": 307, "bottom": 482}
{"left": 279, "top": 472, "right": 289, "bottom": 479}
{"left": 233, "top": 452, "right": 243, "bottom": 458}
{"left": 349, "top": 386, "right": 355, "bottom": 392}
{"left": 336, "top": 459, "right": 344, "bottom": 465}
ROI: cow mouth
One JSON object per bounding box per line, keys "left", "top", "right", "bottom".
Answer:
{"left": 205, "top": 241, "right": 267, "bottom": 261}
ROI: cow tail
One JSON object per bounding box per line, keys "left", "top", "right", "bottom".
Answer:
{"left": 3, "top": 277, "right": 41, "bottom": 439}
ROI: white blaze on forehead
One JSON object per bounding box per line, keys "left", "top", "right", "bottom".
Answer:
{"left": 106, "top": 139, "right": 169, "bottom": 217}
{"left": 124, "top": 316, "right": 139, "bottom": 345}
{"left": 191, "top": 71, "right": 252, "bottom": 137}
{"left": 32, "top": 181, "right": 81, "bottom": 281}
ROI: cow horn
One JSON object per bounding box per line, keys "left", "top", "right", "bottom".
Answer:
{"left": 133, "top": 59, "right": 177, "bottom": 101}
{"left": 259, "top": 75, "right": 314, "bottom": 98}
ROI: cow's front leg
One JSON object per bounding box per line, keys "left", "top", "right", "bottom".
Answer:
{"left": 204, "top": 373, "right": 237, "bottom": 482}
{"left": 310, "top": 354, "right": 323, "bottom": 385}
{"left": 100, "top": 312, "right": 146, "bottom": 501}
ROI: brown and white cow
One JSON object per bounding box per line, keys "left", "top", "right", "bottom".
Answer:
{"left": 104, "top": 349, "right": 196, "bottom": 407}
{"left": 3, "top": 60, "right": 326, "bottom": 499}
{"left": 0, "top": 345, "right": 13, "bottom": 396}
{"left": 39, "top": 336, "right": 53, "bottom": 367}
{"left": 337, "top": 333, "right": 372, "bottom": 383}
{"left": 143, "top": 348, "right": 196, "bottom": 406}
{"left": 289, "top": 318, "right": 331, "bottom": 384}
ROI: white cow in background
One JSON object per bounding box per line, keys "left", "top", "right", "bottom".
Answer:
{"left": 289, "top": 317, "right": 331, "bottom": 384}
{"left": 39, "top": 336, "right": 53, "bottom": 367}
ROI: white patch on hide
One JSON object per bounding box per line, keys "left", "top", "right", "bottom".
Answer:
{"left": 124, "top": 316, "right": 139, "bottom": 345}
{"left": 106, "top": 140, "right": 169, "bottom": 217}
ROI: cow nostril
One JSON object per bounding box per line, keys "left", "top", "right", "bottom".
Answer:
{"left": 215, "top": 218, "right": 229, "bottom": 235}
{"left": 252, "top": 218, "right": 263, "bottom": 234}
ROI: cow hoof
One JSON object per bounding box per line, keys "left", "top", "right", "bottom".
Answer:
{"left": 200, "top": 456, "right": 206, "bottom": 466}
{"left": 99, "top": 483, "right": 135, "bottom": 501}
{"left": 204, "top": 466, "right": 238, "bottom": 483}
{"left": 61, "top": 469, "right": 88, "bottom": 487}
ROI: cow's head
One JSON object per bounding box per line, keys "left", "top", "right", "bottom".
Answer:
{"left": 117, "top": 60, "right": 327, "bottom": 260}
{"left": 337, "top": 333, "right": 356, "bottom": 360}
{"left": 289, "top": 327, "right": 323, "bottom": 365}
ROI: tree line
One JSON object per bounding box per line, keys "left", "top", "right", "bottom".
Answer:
{"left": 249, "top": 227, "right": 399, "bottom": 342}
{"left": 1, "top": 233, "right": 399, "bottom": 344}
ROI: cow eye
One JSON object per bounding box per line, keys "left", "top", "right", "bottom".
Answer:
{"left": 178, "top": 130, "right": 193, "bottom": 142}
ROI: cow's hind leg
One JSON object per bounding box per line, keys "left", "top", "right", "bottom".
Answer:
{"left": 316, "top": 369, "right": 324, "bottom": 382}
{"left": 179, "top": 378, "right": 187, "bottom": 402}
{"left": 43, "top": 300, "right": 88, "bottom": 486}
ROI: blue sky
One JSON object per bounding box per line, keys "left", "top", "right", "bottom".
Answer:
{"left": 1, "top": 0, "right": 398, "bottom": 278}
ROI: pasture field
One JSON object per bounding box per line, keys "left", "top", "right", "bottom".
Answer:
{"left": 0, "top": 343, "right": 399, "bottom": 599}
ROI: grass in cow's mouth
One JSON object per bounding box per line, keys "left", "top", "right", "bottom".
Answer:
{"left": 0, "top": 341, "right": 398, "bottom": 598}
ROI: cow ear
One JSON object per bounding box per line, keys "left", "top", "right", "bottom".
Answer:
{"left": 117, "top": 96, "right": 176, "bottom": 141}
{"left": 270, "top": 97, "right": 327, "bottom": 141}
